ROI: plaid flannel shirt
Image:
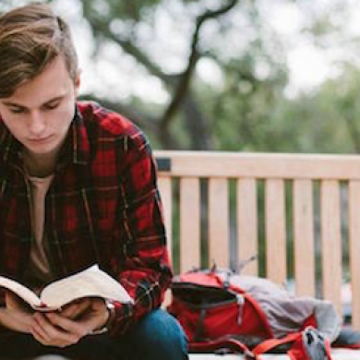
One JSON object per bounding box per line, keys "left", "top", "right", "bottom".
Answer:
{"left": 0, "top": 101, "right": 172, "bottom": 335}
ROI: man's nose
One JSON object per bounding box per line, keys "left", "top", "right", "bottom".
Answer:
{"left": 28, "top": 111, "right": 46, "bottom": 136}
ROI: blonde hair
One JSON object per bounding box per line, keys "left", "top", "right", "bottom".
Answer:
{"left": 0, "top": 3, "right": 78, "bottom": 98}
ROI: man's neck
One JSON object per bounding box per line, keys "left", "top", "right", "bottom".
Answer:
{"left": 23, "top": 149, "right": 58, "bottom": 178}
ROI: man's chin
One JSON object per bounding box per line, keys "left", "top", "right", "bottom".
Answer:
{"left": 24, "top": 142, "right": 60, "bottom": 157}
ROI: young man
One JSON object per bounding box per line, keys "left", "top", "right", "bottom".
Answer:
{"left": 0, "top": 3, "right": 188, "bottom": 360}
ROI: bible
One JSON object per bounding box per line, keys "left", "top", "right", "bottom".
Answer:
{"left": 0, "top": 264, "right": 133, "bottom": 311}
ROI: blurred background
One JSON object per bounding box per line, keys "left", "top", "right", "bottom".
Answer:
{"left": 3, "top": 0, "right": 360, "bottom": 153}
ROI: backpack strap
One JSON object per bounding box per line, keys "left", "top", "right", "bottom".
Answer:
{"left": 190, "top": 336, "right": 255, "bottom": 359}
{"left": 193, "top": 306, "right": 207, "bottom": 341}
{"left": 287, "top": 329, "right": 332, "bottom": 360}
{"left": 252, "top": 332, "right": 301, "bottom": 356}
{"left": 253, "top": 327, "right": 333, "bottom": 360}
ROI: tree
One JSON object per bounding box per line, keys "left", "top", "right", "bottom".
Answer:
{"left": 81, "top": 0, "right": 247, "bottom": 149}
{"left": 51, "top": 0, "right": 291, "bottom": 150}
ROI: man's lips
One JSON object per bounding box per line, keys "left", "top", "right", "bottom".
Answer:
{"left": 27, "top": 135, "right": 53, "bottom": 143}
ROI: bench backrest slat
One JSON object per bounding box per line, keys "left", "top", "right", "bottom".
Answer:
{"left": 180, "top": 178, "right": 201, "bottom": 271}
{"left": 158, "top": 177, "right": 173, "bottom": 260}
{"left": 237, "top": 178, "right": 258, "bottom": 276}
{"left": 265, "top": 179, "right": 287, "bottom": 285}
{"left": 155, "top": 151, "right": 360, "bottom": 330}
{"left": 349, "top": 181, "right": 360, "bottom": 329}
{"left": 208, "top": 178, "right": 230, "bottom": 268}
{"left": 293, "top": 179, "right": 315, "bottom": 297}
{"left": 156, "top": 151, "right": 360, "bottom": 179}
{"left": 321, "top": 180, "right": 342, "bottom": 315}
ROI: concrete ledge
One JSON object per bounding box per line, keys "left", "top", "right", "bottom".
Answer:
{"left": 189, "top": 349, "right": 360, "bottom": 359}
{"left": 1, "top": 349, "right": 359, "bottom": 360}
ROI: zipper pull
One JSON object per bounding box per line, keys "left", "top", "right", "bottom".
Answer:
{"left": 236, "top": 293, "right": 244, "bottom": 325}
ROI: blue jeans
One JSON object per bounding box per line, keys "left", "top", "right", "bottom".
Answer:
{"left": 0, "top": 309, "right": 189, "bottom": 360}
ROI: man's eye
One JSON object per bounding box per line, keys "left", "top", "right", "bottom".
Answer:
{"left": 44, "top": 103, "right": 60, "bottom": 110}
{"left": 9, "top": 108, "right": 25, "bottom": 114}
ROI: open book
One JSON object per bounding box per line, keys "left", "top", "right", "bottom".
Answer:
{"left": 0, "top": 265, "right": 133, "bottom": 311}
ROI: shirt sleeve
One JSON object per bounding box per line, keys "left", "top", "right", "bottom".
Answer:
{"left": 109, "top": 132, "right": 173, "bottom": 335}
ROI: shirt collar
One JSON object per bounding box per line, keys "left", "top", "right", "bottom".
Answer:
{"left": 58, "top": 104, "right": 90, "bottom": 167}
{"left": 0, "top": 119, "right": 22, "bottom": 165}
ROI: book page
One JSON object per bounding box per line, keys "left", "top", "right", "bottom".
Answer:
{"left": 39, "top": 265, "right": 133, "bottom": 310}
{"left": 0, "top": 276, "right": 42, "bottom": 308}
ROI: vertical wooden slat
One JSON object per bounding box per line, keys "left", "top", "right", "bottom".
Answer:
{"left": 265, "top": 179, "right": 287, "bottom": 284}
{"left": 158, "top": 177, "right": 172, "bottom": 261}
{"left": 293, "top": 180, "right": 315, "bottom": 297}
{"left": 158, "top": 176, "right": 173, "bottom": 308}
{"left": 180, "top": 178, "right": 201, "bottom": 272}
{"left": 208, "top": 178, "right": 229, "bottom": 268}
{"left": 349, "top": 181, "right": 360, "bottom": 330}
{"left": 321, "top": 180, "right": 342, "bottom": 316}
{"left": 237, "top": 178, "right": 258, "bottom": 276}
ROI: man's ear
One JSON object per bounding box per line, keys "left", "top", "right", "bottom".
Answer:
{"left": 74, "top": 71, "right": 81, "bottom": 95}
{"left": 0, "top": 102, "right": 4, "bottom": 117}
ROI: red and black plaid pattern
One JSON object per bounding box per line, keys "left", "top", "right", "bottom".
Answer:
{"left": 0, "top": 101, "right": 172, "bottom": 335}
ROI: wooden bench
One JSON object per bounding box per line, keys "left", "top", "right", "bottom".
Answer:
{"left": 155, "top": 150, "right": 360, "bottom": 359}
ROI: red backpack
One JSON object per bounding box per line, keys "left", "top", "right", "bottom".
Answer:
{"left": 167, "top": 266, "right": 354, "bottom": 359}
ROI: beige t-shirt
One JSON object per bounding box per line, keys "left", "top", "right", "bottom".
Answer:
{"left": 26, "top": 174, "right": 55, "bottom": 284}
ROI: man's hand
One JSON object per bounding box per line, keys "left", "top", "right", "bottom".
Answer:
{"left": 0, "top": 291, "right": 35, "bottom": 333}
{"left": 59, "top": 298, "right": 92, "bottom": 320}
{"left": 31, "top": 298, "right": 109, "bottom": 348}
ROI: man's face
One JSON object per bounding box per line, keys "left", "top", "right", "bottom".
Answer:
{"left": 0, "top": 56, "right": 80, "bottom": 157}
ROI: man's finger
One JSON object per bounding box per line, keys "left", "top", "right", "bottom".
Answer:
{"left": 5, "top": 292, "right": 30, "bottom": 312}
{"left": 32, "top": 313, "right": 54, "bottom": 342}
{"left": 46, "top": 312, "right": 88, "bottom": 338}
{"left": 61, "top": 298, "right": 91, "bottom": 319}
{"left": 33, "top": 313, "right": 81, "bottom": 347}
{"left": 31, "top": 324, "right": 50, "bottom": 345}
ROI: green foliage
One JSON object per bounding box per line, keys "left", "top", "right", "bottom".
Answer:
{"left": 193, "top": 55, "right": 288, "bottom": 151}
{"left": 272, "top": 63, "right": 360, "bottom": 154}
{"left": 83, "top": 0, "right": 161, "bottom": 21}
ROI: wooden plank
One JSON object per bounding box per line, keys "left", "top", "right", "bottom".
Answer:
{"left": 265, "top": 179, "right": 287, "bottom": 284}
{"left": 208, "top": 178, "right": 229, "bottom": 268}
{"left": 293, "top": 180, "right": 315, "bottom": 297}
{"left": 156, "top": 177, "right": 173, "bottom": 307}
{"left": 180, "top": 178, "right": 201, "bottom": 272}
{"left": 348, "top": 181, "right": 360, "bottom": 330}
{"left": 321, "top": 180, "right": 342, "bottom": 316}
{"left": 157, "top": 177, "right": 172, "bottom": 261}
{"left": 155, "top": 151, "right": 360, "bottom": 180}
{"left": 237, "top": 178, "right": 258, "bottom": 276}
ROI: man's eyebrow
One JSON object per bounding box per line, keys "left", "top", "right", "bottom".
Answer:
{"left": 43, "top": 95, "right": 65, "bottom": 104}
{"left": 2, "top": 101, "right": 26, "bottom": 108}
{"left": 3, "top": 95, "right": 65, "bottom": 108}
